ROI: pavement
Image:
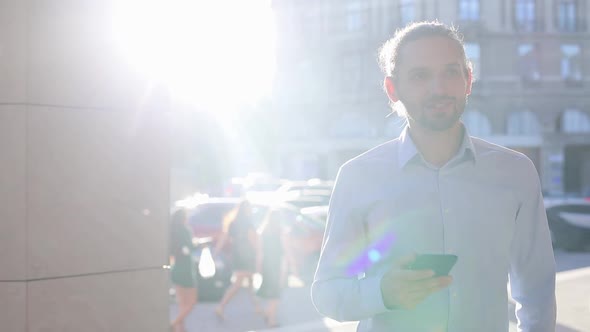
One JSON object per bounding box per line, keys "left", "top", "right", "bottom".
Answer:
{"left": 172, "top": 250, "right": 590, "bottom": 332}
{"left": 170, "top": 279, "right": 358, "bottom": 332}
{"left": 553, "top": 267, "right": 590, "bottom": 331}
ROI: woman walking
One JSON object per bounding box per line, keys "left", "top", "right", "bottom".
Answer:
{"left": 256, "top": 209, "right": 286, "bottom": 328}
{"left": 214, "top": 200, "right": 260, "bottom": 320}
{"left": 169, "top": 209, "right": 198, "bottom": 332}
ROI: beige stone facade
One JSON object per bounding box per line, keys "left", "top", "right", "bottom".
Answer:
{"left": 0, "top": 1, "right": 170, "bottom": 331}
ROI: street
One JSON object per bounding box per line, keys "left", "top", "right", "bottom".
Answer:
{"left": 550, "top": 249, "right": 590, "bottom": 332}
{"left": 171, "top": 248, "right": 590, "bottom": 332}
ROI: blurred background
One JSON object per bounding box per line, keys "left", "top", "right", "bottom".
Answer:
{"left": 2, "top": 0, "right": 589, "bottom": 331}
{"left": 169, "top": 0, "right": 590, "bottom": 201}
{"left": 165, "top": 0, "right": 590, "bottom": 331}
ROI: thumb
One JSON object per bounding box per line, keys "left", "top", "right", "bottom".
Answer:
{"left": 395, "top": 253, "right": 417, "bottom": 268}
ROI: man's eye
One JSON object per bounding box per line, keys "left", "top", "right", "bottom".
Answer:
{"left": 446, "top": 68, "right": 460, "bottom": 76}
{"left": 411, "top": 72, "right": 429, "bottom": 80}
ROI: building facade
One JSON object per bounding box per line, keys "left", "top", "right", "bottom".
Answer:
{"left": 271, "top": 0, "right": 590, "bottom": 195}
{"left": 0, "top": 2, "right": 170, "bottom": 331}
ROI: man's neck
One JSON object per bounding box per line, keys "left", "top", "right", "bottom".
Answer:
{"left": 407, "top": 122, "right": 464, "bottom": 168}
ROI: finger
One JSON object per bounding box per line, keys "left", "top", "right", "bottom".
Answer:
{"left": 438, "top": 275, "right": 453, "bottom": 287}
{"left": 419, "top": 276, "right": 453, "bottom": 291}
{"left": 396, "top": 268, "right": 435, "bottom": 281}
{"left": 402, "top": 276, "right": 453, "bottom": 295}
{"left": 382, "top": 267, "right": 427, "bottom": 283}
{"left": 383, "top": 278, "right": 435, "bottom": 298}
{"left": 423, "top": 276, "right": 454, "bottom": 294}
{"left": 399, "top": 279, "right": 451, "bottom": 309}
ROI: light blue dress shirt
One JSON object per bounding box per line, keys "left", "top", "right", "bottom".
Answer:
{"left": 311, "top": 126, "right": 556, "bottom": 332}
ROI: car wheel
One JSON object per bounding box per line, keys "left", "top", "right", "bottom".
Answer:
{"left": 550, "top": 219, "right": 586, "bottom": 251}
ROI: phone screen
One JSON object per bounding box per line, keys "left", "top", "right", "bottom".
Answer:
{"left": 406, "top": 254, "right": 458, "bottom": 276}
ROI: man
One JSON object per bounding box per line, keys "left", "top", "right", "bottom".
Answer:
{"left": 311, "top": 21, "right": 556, "bottom": 332}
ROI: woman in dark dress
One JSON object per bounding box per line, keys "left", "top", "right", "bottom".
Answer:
{"left": 169, "top": 209, "right": 197, "bottom": 332}
{"left": 214, "top": 200, "right": 260, "bottom": 320}
{"left": 256, "top": 209, "right": 286, "bottom": 328}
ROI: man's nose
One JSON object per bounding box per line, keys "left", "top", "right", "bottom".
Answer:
{"left": 428, "top": 75, "right": 447, "bottom": 94}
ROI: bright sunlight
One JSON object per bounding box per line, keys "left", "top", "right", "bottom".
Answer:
{"left": 111, "top": 0, "right": 276, "bottom": 111}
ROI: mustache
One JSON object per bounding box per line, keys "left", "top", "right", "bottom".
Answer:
{"left": 425, "top": 96, "right": 456, "bottom": 105}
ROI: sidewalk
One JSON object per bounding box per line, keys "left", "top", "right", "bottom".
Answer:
{"left": 172, "top": 267, "right": 590, "bottom": 332}
{"left": 170, "top": 283, "right": 356, "bottom": 332}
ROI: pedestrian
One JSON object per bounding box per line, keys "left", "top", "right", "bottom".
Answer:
{"left": 311, "top": 21, "right": 556, "bottom": 331}
{"left": 256, "top": 209, "right": 287, "bottom": 328}
{"left": 169, "top": 208, "right": 198, "bottom": 332}
{"left": 214, "top": 199, "right": 260, "bottom": 320}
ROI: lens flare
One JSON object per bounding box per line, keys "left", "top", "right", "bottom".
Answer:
{"left": 338, "top": 209, "right": 423, "bottom": 276}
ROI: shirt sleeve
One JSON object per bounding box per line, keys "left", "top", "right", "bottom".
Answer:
{"left": 311, "top": 164, "right": 391, "bottom": 322}
{"left": 509, "top": 160, "right": 556, "bottom": 332}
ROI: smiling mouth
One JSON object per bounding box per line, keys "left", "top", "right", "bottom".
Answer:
{"left": 426, "top": 100, "right": 454, "bottom": 111}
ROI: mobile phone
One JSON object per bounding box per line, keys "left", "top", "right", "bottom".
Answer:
{"left": 406, "top": 254, "right": 458, "bottom": 276}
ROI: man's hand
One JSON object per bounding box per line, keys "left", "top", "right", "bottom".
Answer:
{"left": 380, "top": 254, "right": 453, "bottom": 310}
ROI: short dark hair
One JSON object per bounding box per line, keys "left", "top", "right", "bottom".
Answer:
{"left": 171, "top": 208, "right": 187, "bottom": 226}
{"left": 378, "top": 21, "right": 472, "bottom": 81}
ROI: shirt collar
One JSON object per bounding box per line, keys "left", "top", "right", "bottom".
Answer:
{"left": 396, "top": 124, "right": 478, "bottom": 169}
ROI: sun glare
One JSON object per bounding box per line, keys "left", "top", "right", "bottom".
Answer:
{"left": 112, "top": 0, "right": 276, "bottom": 110}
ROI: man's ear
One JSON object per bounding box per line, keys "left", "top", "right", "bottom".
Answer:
{"left": 384, "top": 76, "right": 399, "bottom": 103}
{"left": 466, "top": 68, "right": 473, "bottom": 95}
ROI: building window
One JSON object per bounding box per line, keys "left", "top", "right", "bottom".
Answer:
{"left": 556, "top": 0, "right": 582, "bottom": 32}
{"left": 459, "top": 0, "right": 480, "bottom": 21}
{"left": 518, "top": 43, "right": 541, "bottom": 83}
{"left": 560, "top": 109, "right": 590, "bottom": 133}
{"left": 399, "top": 0, "right": 415, "bottom": 26}
{"left": 464, "top": 43, "right": 481, "bottom": 80}
{"left": 561, "top": 44, "right": 582, "bottom": 83}
{"left": 514, "top": 0, "right": 539, "bottom": 31}
{"left": 507, "top": 111, "right": 541, "bottom": 135}
{"left": 345, "top": 2, "right": 369, "bottom": 33}
{"left": 463, "top": 110, "right": 492, "bottom": 137}
{"left": 327, "top": 1, "right": 371, "bottom": 35}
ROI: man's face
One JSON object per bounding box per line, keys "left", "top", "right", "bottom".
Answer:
{"left": 390, "top": 36, "right": 472, "bottom": 132}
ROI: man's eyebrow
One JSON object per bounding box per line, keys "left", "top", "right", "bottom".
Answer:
{"left": 407, "top": 63, "right": 462, "bottom": 71}
{"left": 407, "top": 66, "right": 430, "bottom": 73}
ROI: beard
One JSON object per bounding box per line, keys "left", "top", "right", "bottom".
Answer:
{"left": 403, "top": 95, "right": 467, "bottom": 132}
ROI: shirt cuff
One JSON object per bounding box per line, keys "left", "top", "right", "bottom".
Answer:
{"left": 359, "top": 274, "right": 391, "bottom": 315}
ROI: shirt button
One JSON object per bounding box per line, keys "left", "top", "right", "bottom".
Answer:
{"left": 444, "top": 208, "right": 451, "bottom": 214}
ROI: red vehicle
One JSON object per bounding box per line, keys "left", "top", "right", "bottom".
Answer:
{"left": 187, "top": 197, "right": 325, "bottom": 282}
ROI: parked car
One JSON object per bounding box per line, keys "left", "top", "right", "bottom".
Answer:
{"left": 226, "top": 173, "right": 288, "bottom": 197}
{"left": 282, "top": 189, "right": 332, "bottom": 209}
{"left": 277, "top": 178, "right": 334, "bottom": 193}
{"left": 545, "top": 195, "right": 590, "bottom": 251}
{"left": 187, "top": 197, "right": 325, "bottom": 297}
{"left": 300, "top": 205, "right": 329, "bottom": 223}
